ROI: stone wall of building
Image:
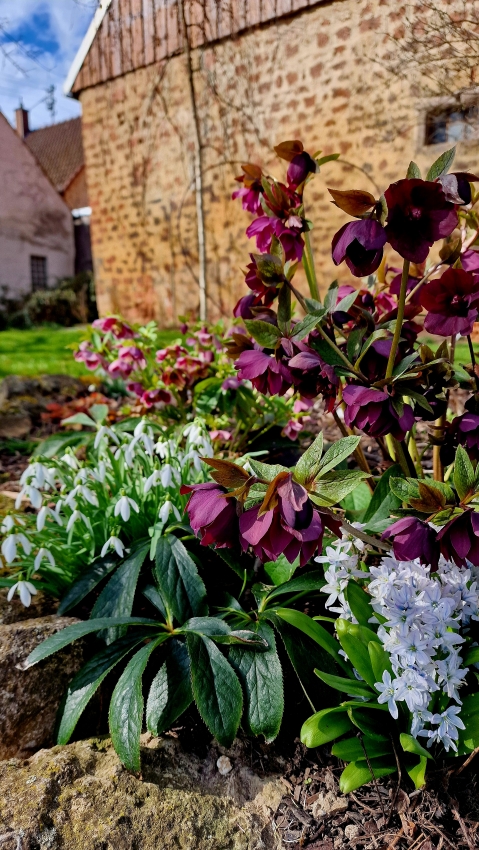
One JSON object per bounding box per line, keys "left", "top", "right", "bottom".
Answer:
{"left": 79, "top": 0, "right": 479, "bottom": 325}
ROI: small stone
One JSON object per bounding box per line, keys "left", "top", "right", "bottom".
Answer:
{"left": 216, "top": 756, "right": 233, "bottom": 776}
{"left": 312, "top": 791, "right": 348, "bottom": 821}
{"left": 345, "top": 824, "right": 360, "bottom": 840}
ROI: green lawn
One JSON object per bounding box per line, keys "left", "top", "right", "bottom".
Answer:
{"left": 0, "top": 326, "right": 182, "bottom": 379}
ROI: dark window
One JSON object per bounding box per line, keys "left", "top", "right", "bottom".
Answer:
{"left": 30, "top": 255, "right": 47, "bottom": 290}
{"left": 425, "top": 104, "right": 479, "bottom": 145}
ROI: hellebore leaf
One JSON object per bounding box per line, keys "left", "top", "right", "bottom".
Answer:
{"left": 109, "top": 637, "right": 166, "bottom": 771}
{"left": 229, "top": 622, "right": 284, "bottom": 741}
{"left": 406, "top": 161, "right": 421, "bottom": 179}
{"left": 362, "top": 464, "right": 403, "bottom": 530}
{"left": 328, "top": 188, "right": 377, "bottom": 217}
{"left": 154, "top": 535, "right": 207, "bottom": 625}
{"left": 146, "top": 639, "right": 193, "bottom": 736}
{"left": 294, "top": 431, "right": 324, "bottom": 485}
{"left": 291, "top": 312, "right": 325, "bottom": 341}
{"left": 274, "top": 140, "right": 304, "bottom": 161}
{"left": 244, "top": 319, "right": 281, "bottom": 348}
{"left": 265, "top": 571, "right": 324, "bottom": 600}
{"left": 264, "top": 553, "right": 298, "bottom": 586}
{"left": 187, "top": 633, "right": 243, "bottom": 747}
{"left": 310, "top": 469, "right": 370, "bottom": 507}
{"left": 201, "top": 457, "right": 250, "bottom": 488}
{"left": 324, "top": 280, "right": 339, "bottom": 312}
{"left": 247, "top": 459, "right": 289, "bottom": 481}
{"left": 454, "top": 444, "right": 475, "bottom": 501}
{"left": 316, "top": 436, "right": 361, "bottom": 476}
{"left": 91, "top": 542, "right": 150, "bottom": 643}
{"left": 58, "top": 553, "right": 120, "bottom": 615}
{"left": 426, "top": 146, "right": 456, "bottom": 181}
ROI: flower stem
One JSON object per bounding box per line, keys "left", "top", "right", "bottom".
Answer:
{"left": 332, "top": 408, "right": 374, "bottom": 488}
{"left": 386, "top": 259, "right": 410, "bottom": 379}
{"left": 433, "top": 415, "right": 445, "bottom": 482}
{"left": 467, "top": 334, "right": 479, "bottom": 390}
{"left": 303, "top": 231, "right": 320, "bottom": 301}
{"left": 404, "top": 261, "right": 442, "bottom": 305}
{"left": 391, "top": 436, "right": 415, "bottom": 478}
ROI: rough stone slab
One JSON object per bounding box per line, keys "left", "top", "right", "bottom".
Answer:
{"left": 0, "top": 615, "right": 86, "bottom": 759}
{"left": 0, "top": 737, "right": 283, "bottom": 849}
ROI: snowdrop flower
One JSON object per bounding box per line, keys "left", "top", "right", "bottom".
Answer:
{"left": 94, "top": 425, "right": 120, "bottom": 448}
{"left": 101, "top": 536, "right": 127, "bottom": 558}
{"left": 376, "top": 671, "right": 399, "bottom": 719}
{"left": 34, "top": 548, "right": 55, "bottom": 569}
{"left": 1, "top": 533, "right": 32, "bottom": 564}
{"left": 91, "top": 461, "right": 107, "bottom": 484}
{"left": 134, "top": 420, "right": 146, "bottom": 438}
{"left": 144, "top": 470, "right": 161, "bottom": 494}
{"left": 159, "top": 500, "right": 181, "bottom": 524}
{"left": 61, "top": 452, "right": 80, "bottom": 471}
{"left": 7, "top": 581, "right": 37, "bottom": 607}
{"left": 155, "top": 441, "right": 169, "bottom": 459}
{"left": 66, "top": 510, "right": 88, "bottom": 532}
{"left": 1, "top": 516, "right": 15, "bottom": 533}
{"left": 114, "top": 495, "right": 139, "bottom": 522}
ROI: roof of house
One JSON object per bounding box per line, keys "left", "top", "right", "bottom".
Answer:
{"left": 25, "top": 116, "right": 84, "bottom": 193}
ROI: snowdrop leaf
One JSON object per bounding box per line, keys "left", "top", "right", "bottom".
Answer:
{"left": 154, "top": 535, "right": 207, "bottom": 625}
{"left": 58, "top": 632, "right": 150, "bottom": 745}
{"left": 32, "top": 431, "right": 91, "bottom": 458}
{"left": 91, "top": 543, "right": 150, "bottom": 643}
{"left": 146, "top": 639, "right": 192, "bottom": 736}
{"left": 405, "top": 755, "right": 427, "bottom": 789}
{"left": 400, "top": 733, "right": 432, "bottom": 760}
{"left": 187, "top": 633, "right": 243, "bottom": 747}
{"left": 89, "top": 404, "right": 109, "bottom": 423}
{"left": 109, "top": 637, "right": 166, "bottom": 772}
{"left": 454, "top": 445, "right": 475, "bottom": 501}
{"left": 339, "top": 758, "right": 396, "bottom": 794}
{"left": 301, "top": 707, "right": 353, "bottom": 748}
{"left": 58, "top": 554, "right": 120, "bottom": 615}
{"left": 26, "top": 616, "right": 159, "bottom": 666}
{"left": 61, "top": 412, "right": 96, "bottom": 427}
{"left": 294, "top": 432, "right": 324, "bottom": 485}
{"left": 314, "top": 669, "right": 374, "bottom": 698}
{"left": 316, "top": 436, "right": 361, "bottom": 477}
{"left": 229, "top": 622, "right": 284, "bottom": 741}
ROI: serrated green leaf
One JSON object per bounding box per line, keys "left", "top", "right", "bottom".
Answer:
{"left": 362, "top": 464, "right": 403, "bottom": 528}
{"left": 407, "top": 161, "right": 421, "bottom": 179}
{"left": 400, "top": 733, "right": 432, "bottom": 760}
{"left": 291, "top": 312, "right": 325, "bottom": 342}
{"left": 324, "top": 281, "right": 339, "bottom": 312}
{"left": 316, "top": 436, "right": 361, "bottom": 476}
{"left": 109, "top": 637, "right": 165, "bottom": 771}
{"left": 314, "top": 668, "right": 374, "bottom": 697}
{"left": 294, "top": 432, "right": 324, "bottom": 485}
{"left": 339, "top": 758, "right": 396, "bottom": 793}
{"left": 277, "top": 283, "right": 292, "bottom": 333}
{"left": 244, "top": 320, "right": 281, "bottom": 348}
{"left": 146, "top": 639, "right": 192, "bottom": 735}
{"left": 89, "top": 403, "right": 109, "bottom": 423}
{"left": 142, "top": 584, "right": 167, "bottom": 618}
{"left": 91, "top": 543, "right": 150, "bottom": 643}
{"left": 426, "top": 146, "right": 456, "bottom": 181}
{"left": 181, "top": 616, "right": 231, "bottom": 636}
{"left": 454, "top": 444, "right": 475, "bottom": 501}
{"left": 58, "top": 553, "right": 120, "bottom": 615}
{"left": 347, "top": 326, "right": 366, "bottom": 362}
{"left": 304, "top": 297, "right": 323, "bottom": 314}
{"left": 301, "top": 707, "right": 353, "bottom": 748}
{"left": 154, "top": 536, "right": 207, "bottom": 624}
{"left": 311, "top": 469, "right": 370, "bottom": 506}
{"left": 187, "top": 633, "right": 243, "bottom": 746}
{"left": 263, "top": 554, "right": 298, "bottom": 586}
{"left": 355, "top": 330, "right": 389, "bottom": 369}
{"left": 229, "top": 622, "right": 283, "bottom": 741}
{"left": 247, "top": 459, "right": 289, "bottom": 481}
{"left": 58, "top": 632, "right": 149, "bottom": 745}
{"left": 335, "top": 290, "right": 360, "bottom": 316}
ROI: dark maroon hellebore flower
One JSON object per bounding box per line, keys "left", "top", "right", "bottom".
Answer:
{"left": 287, "top": 152, "right": 317, "bottom": 189}
{"left": 235, "top": 349, "right": 293, "bottom": 396}
{"left": 232, "top": 164, "right": 263, "bottom": 214}
{"left": 421, "top": 268, "right": 479, "bottom": 337}
{"left": 342, "top": 384, "right": 415, "bottom": 441}
{"left": 437, "top": 510, "right": 479, "bottom": 567}
{"left": 288, "top": 347, "right": 339, "bottom": 409}
{"left": 382, "top": 517, "right": 440, "bottom": 569}
{"left": 239, "top": 473, "right": 324, "bottom": 566}
{"left": 461, "top": 249, "right": 479, "bottom": 272}
{"left": 332, "top": 219, "right": 386, "bottom": 277}
{"left": 384, "top": 178, "right": 458, "bottom": 263}
{"left": 439, "top": 172, "right": 479, "bottom": 206}
{"left": 442, "top": 412, "right": 479, "bottom": 464}
{"left": 181, "top": 482, "right": 238, "bottom": 548}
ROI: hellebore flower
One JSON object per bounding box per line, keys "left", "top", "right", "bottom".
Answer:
{"left": 232, "top": 163, "right": 263, "bottom": 214}
{"left": 141, "top": 388, "right": 175, "bottom": 408}
{"left": 235, "top": 349, "right": 293, "bottom": 396}
{"left": 118, "top": 346, "right": 147, "bottom": 369}
{"left": 74, "top": 341, "right": 106, "bottom": 371}
{"left": 389, "top": 270, "right": 422, "bottom": 305}
{"left": 287, "top": 152, "right": 317, "bottom": 189}
{"left": 342, "top": 384, "right": 415, "bottom": 441}
{"left": 181, "top": 482, "right": 238, "bottom": 548}
{"left": 382, "top": 517, "right": 440, "bottom": 569}
{"left": 421, "top": 268, "right": 479, "bottom": 337}
{"left": 461, "top": 249, "right": 479, "bottom": 272}
{"left": 437, "top": 510, "right": 479, "bottom": 567}
{"left": 442, "top": 412, "right": 479, "bottom": 466}
{"left": 288, "top": 347, "right": 339, "bottom": 408}
{"left": 239, "top": 473, "right": 324, "bottom": 566}
{"left": 332, "top": 219, "right": 386, "bottom": 277}
{"left": 92, "top": 317, "right": 135, "bottom": 339}
{"left": 246, "top": 216, "right": 304, "bottom": 262}
{"left": 384, "top": 178, "right": 458, "bottom": 263}
{"left": 439, "top": 172, "right": 479, "bottom": 205}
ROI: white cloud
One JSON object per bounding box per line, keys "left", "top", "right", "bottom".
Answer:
{"left": 0, "top": 0, "right": 99, "bottom": 129}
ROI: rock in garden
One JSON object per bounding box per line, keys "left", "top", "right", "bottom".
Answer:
{"left": 311, "top": 791, "right": 348, "bottom": 820}
{"left": 0, "top": 737, "right": 284, "bottom": 850}
{"left": 0, "top": 615, "right": 86, "bottom": 759}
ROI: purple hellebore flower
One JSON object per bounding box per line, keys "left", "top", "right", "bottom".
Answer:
{"left": 239, "top": 474, "right": 324, "bottom": 566}
{"left": 421, "top": 268, "right": 479, "bottom": 337}
{"left": 439, "top": 172, "right": 479, "bottom": 205}
{"left": 437, "top": 510, "right": 479, "bottom": 568}
{"left": 141, "top": 388, "right": 175, "bottom": 408}
{"left": 287, "top": 152, "right": 317, "bottom": 189}
{"left": 384, "top": 178, "right": 458, "bottom": 264}
{"left": 461, "top": 249, "right": 479, "bottom": 272}
{"left": 246, "top": 216, "right": 304, "bottom": 262}
{"left": 235, "top": 349, "right": 293, "bottom": 396}
{"left": 288, "top": 347, "right": 339, "bottom": 409}
{"left": 232, "top": 164, "right": 263, "bottom": 214}
{"left": 181, "top": 482, "right": 239, "bottom": 548}
{"left": 453, "top": 412, "right": 479, "bottom": 457}
{"left": 382, "top": 517, "right": 440, "bottom": 569}
{"left": 342, "top": 384, "right": 415, "bottom": 441}
{"left": 92, "top": 317, "right": 135, "bottom": 339}
{"left": 332, "top": 219, "right": 387, "bottom": 277}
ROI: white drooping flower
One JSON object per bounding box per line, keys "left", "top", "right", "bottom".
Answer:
{"left": 100, "top": 536, "right": 127, "bottom": 558}
{"left": 66, "top": 510, "right": 89, "bottom": 532}
{"left": 159, "top": 500, "right": 181, "bottom": 524}
{"left": 34, "top": 548, "right": 56, "bottom": 570}
{"left": 7, "top": 580, "right": 37, "bottom": 607}
{"left": 1, "top": 533, "right": 32, "bottom": 564}
{"left": 114, "top": 495, "right": 139, "bottom": 522}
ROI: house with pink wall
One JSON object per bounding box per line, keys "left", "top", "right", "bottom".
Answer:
{"left": 0, "top": 112, "right": 74, "bottom": 301}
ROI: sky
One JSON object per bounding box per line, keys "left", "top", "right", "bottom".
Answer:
{"left": 0, "top": 0, "right": 99, "bottom": 130}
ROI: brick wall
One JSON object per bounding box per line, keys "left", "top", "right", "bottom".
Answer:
{"left": 79, "top": 0, "right": 479, "bottom": 325}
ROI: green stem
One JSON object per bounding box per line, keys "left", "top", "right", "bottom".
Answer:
{"left": 391, "top": 437, "right": 414, "bottom": 478}
{"left": 303, "top": 231, "right": 320, "bottom": 300}
{"left": 467, "top": 334, "right": 479, "bottom": 390}
{"left": 386, "top": 259, "right": 410, "bottom": 379}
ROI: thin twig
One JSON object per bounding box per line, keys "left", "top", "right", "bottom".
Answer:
{"left": 387, "top": 735, "right": 402, "bottom": 827}
{"left": 358, "top": 732, "right": 387, "bottom": 820}
{"left": 453, "top": 744, "right": 479, "bottom": 776}
{"left": 341, "top": 520, "right": 391, "bottom": 552}
{"left": 451, "top": 802, "right": 475, "bottom": 850}
{"left": 385, "top": 825, "right": 404, "bottom": 850}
